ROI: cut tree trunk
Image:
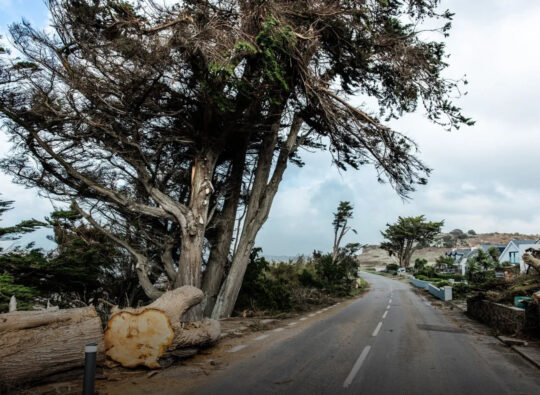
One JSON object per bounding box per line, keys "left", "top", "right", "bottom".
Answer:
{"left": 523, "top": 253, "right": 540, "bottom": 273}
{"left": 104, "top": 286, "right": 220, "bottom": 369}
{"left": 0, "top": 306, "right": 104, "bottom": 386}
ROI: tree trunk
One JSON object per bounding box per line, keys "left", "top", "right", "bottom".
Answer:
{"left": 175, "top": 149, "right": 219, "bottom": 320}
{"left": 104, "top": 286, "right": 220, "bottom": 369}
{"left": 0, "top": 306, "right": 104, "bottom": 386}
{"left": 212, "top": 115, "right": 302, "bottom": 319}
{"left": 523, "top": 253, "right": 540, "bottom": 273}
{"left": 202, "top": 141, "right": 247, "bottom": 316}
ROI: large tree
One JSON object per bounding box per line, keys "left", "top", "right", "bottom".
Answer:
{"left": 0, "top": 1, "right": 471, "bottom": 319}
{"left": 380, "top": 215, "right": 443, "bottom": 267}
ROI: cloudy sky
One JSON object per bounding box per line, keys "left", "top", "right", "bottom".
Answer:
{"left": 1, "top": 1, "right": 539, "bottom": 255}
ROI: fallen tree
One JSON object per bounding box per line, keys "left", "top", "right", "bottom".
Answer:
{"left": 104, "top": 286, "right": 220, "bottom": 369}
{"left": 0, "top": 306, "right": 104, "bottom": 386}
{"left": 523, "top": 248, "right": 540, "bottom": 274}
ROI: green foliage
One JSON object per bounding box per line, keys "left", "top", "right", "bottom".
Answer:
{"left": 487, "top": 246, "right": 500, "bottom": 262}
{"left": 236, "top": 247, "right": 361, "bottom": 314}
{"left": 414, "top": 258, "right": 427, "bottom": 272}
{"left": 380, "top": 215, "right": 443, "bottom": 267}
{"left": 433, "top": 280, "right": 451, "bottom": 288}
{"left": 0, "top": 198, "right": 46, "bottom": 241}
{"left": 467, "top": 229, "right": 476, "bottom": 235}
{"left": 255, "top": 17, "right": 296, "bottom": 90}
{"left": 0, "top": 272, "right": 38, "bottom": 312}
{"left": 452, "top": 283, "right": 471, "bottom": 298}
{"left": 236, "top": 248, "right": 292, "bottom": 312}
{"left": 0, "top": 200, "right": 141, "bottom": 310}
{"left": 434, "top": 255, "right": 455, "bottom": 271}
{"left": 468, "top": 249, "right": 496, "bottom": 272}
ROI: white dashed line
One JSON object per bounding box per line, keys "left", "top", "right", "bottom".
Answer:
{"left": 228, "top": 345, "right": 247, "bottom": 353}
{"left": 386, "top": 304, "right": 390, "bottom": 310}
{"left": 299, "top": 317, "right": 307, "bottom": 321}
{"left": 343, "top": 346, "right": 371, "bottom": 388}
{"left": 288, "top": 322, "right": 297, "bottom": 326}
{"left": 389, "top": 299, "right": 392, "bottom": 304}
{"left": 372, "top": 322, "right": 383, "bottom": 337}
{"left": 254, "top": 334, "right": 269, "bottom": 341}
{"left": 308, "top": 314, "right": 315, "bottom": 317}
{"left": 273, "top": 328, "right": 285, "bottom": 332}
{"left": 382, "top": 311, "right": 388, "bottom": 319}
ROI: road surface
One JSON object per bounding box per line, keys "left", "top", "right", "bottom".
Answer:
{"left": 195, "top": 272, "right": 540, "bottom": 395}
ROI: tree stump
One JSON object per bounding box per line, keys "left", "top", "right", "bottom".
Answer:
{"left": 0, "top": 306, "right": 104, "bottom": 386}
{"left": 104, "top": 286, "right": 221, "bottom": 368}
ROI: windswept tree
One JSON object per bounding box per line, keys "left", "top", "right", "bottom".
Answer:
{"left": 0, "top": 1, "right": 471, "bottom": 318}
{"left": 332, "top": 201, "right": 355, "bottom": 264}
{"left": 380, "top": 216, "right": 443, "bottom": 267}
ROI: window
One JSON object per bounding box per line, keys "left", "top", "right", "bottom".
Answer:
{"left": 509, "top": 251, "right": 518, "bottom": 263}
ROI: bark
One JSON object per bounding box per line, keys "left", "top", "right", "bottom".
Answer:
{"left": 104, "top": 286, "right": 220, "bottom": 369}
{"left": 0, "top": 306, "right": 104, "bottom": 386}
{"left": 212, "top": 115, "right": 303, "bottom": 319}
{"left": 202, "top": 140, "right": 247, "bottom": 316}
{"left": 523, "top": 253, "right": 540, "bottom": 273}
{"left": 173, "top": 149, "right": 219, "bottom": 320}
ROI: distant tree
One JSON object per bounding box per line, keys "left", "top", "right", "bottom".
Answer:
{"left": 442, "top": 234, "right": 455, "bottom": 248}
{"left": 465, "top": 261, "right": 479, "bottom": 282}
{"left": 380, "top": 216, "right": 444, "bottom": 268}
{"left": 468, "top": 249, "right": 494, "bottom": 271}
{"left": 414, "top": 258, "right": 428, "bottom": 272}
{"left": 332, "top": 202, "right": 356, "bottom": 264}
{"left": 449, "top": 229, "right": 464, "bottom": 236}
{"left": 434, "top": 255, "right": 455, "bottom": 272}
{"left": 487, "top": 246, "right": 500, "bottom": 262}
{"left": 467, "top": 229, "right": 476, "bottom": 236}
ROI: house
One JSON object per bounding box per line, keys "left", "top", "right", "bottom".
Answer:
{"left": 446, "top": 244, "right": 507, "bottom": 276}
{"left": 498, "top": 239, "right": 540, "bottom": 273}
{"left": 446, "top": 249, "right": 476, "bottom": 276}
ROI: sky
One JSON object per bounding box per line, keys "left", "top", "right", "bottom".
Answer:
{"left": 1, "top": 1, "right": 540, "bottom": 256}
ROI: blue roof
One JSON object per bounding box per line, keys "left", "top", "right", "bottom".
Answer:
{"left": 512, "top": 239, "right": 538, "bottom": 246}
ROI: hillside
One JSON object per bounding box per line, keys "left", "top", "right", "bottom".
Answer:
{"left": 357, "top": 232, "right": 539, "bottom": 268}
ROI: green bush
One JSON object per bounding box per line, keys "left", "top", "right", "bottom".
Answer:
{"left": 386, "top": 263, "right": 399, "bottom": 272}
{"left": 236, "top": 247, "right": 361, "bottom": 314}
{"left": 0, "top": 272, "right": 38, "bottom": 312}
{"left": 433, "top": 280, "right": 451, "bottom": 288}
{"left": 452, "top": 283, "right": 471, "bottom": 298}
{"left": 436, "top": 273, "right": 464, "bottom": 281}
{"left": 298, "top": 268, "right": 323, "bottom": 288}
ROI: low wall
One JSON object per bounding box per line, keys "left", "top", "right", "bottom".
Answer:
{"left": 428, "top": 283, "right": 452, "bottom": 301}
{"left": 467, "top": 297, "right": 525, "bottom": 335}
{"left": 411, "top": 278, "right": 430, "bottom": 289}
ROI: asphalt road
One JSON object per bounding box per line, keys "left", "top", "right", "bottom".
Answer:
{"left": 196, "top": 272, "right": 540, "bottom": 395}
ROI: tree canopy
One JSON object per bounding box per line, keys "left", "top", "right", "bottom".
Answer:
{"left": 0, "top": 0, "right": 471, "bottom": 318}
{"left": 380, "top": 215, "right": 443, "bottom": 267}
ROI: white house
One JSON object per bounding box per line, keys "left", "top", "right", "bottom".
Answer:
{"left": 498, "top": 239, "right": 540, "bottom": 272}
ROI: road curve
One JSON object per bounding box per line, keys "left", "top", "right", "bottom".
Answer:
{"left": 195, "top": 272, "right": 540, "bottom": 395}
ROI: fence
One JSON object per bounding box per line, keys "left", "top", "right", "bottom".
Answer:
{"left": 410, "top": 278, "right": 430, "bottom": 289}
{"left": 428, "top": 283, "right": 452, "bottom": 301}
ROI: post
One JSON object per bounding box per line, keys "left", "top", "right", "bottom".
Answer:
{"left": 83, "top": 343, "right": 97, "bottom": 395}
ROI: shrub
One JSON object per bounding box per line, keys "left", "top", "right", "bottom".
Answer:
{"left": 452, "top": 283, "right": 471, "bottom": 298}
{"left": 433, "top": 280, "right": 451, "bottom": 288}
{"left": 298, "top": 268, "right": 323, "bottom": 289}
{"left": 386, "top": 263, "right": 399, "bottom": 272}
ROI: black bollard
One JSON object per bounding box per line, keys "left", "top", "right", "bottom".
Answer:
{"left": 83, "top": 343, "right": 97, "bottom": 395}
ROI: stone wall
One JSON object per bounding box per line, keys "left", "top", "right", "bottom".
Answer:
{"left": 467, "top": 296, "right": 534, "bottom": 335}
